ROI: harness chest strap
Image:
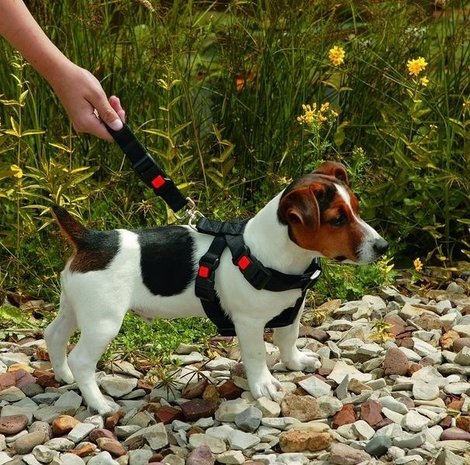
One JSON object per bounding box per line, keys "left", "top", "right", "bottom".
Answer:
{"left": 194, "top": 218, "right": 322, "bottom": 336}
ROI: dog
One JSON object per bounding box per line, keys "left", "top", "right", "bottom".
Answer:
{"left": 45, "top": 161, "right": 388, "bottom": 415}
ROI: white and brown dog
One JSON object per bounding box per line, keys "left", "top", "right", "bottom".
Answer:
{"left": 46, "top": 162, "right": 387, "bottom": 415}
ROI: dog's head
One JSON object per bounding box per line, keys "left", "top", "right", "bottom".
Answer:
{"left": 278, "top": 162, "right": 388, "bottom": 264}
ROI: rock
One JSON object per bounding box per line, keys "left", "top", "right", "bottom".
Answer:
{"left": 186, "top": 445, "right": 215, "bottom": 465}
{"left": 327, "top": 361, "right": 372, "bottom": 384}
{"left": 227, "top": 430, "right": 260, "bottom": 450}
{"left": 402, "top": 410, "right": 431, "bottom": 432}
{"left": 383, "top": 347, "right": 409, "bottom": 376}
{"left": 436, "top": 448, "right": 466, "bottom": 465}
{"left": 96, "top": 437, "right": 127, "bottom": 457}
{"left": 455, "top": 347, "right": 470, "bottom": 366}
{"left": 353, "top": 420, "right": 375, "bottom": 440}
{"left": 181, "top": 399, "right": 218, "bottom": 421}
{"left": 214, "top": 400, "right": 249, "bottom": 423}
{"left": 155, "top": 405, "right": 183, "bottom": 424}
{"left": 51, "top": 415, "right": 80, "bottom": 436}
{"left": 440, "top": 330, "right": 461, "bottom": 350}
{"left": 316, "top": 396, "right": 343, "bottom": 418}
{"left": 14, "top": 431, "right": 46, "bottom": 454}
{"left": 361, "top": 399, "right": 383, "bottom": 427}
{"left": 393, "top": 431, "right": 426, "bottom": 449}
{"left": 32, "top": 444, "right": 59, "bottom": 463}
{"left": 453, "top": 337, "right": 470, "bottom": 352}
{"left": 100, "top": 375, "right": 137, "bottom": 398}
{"left": 189, "top": 434, "right": 226, "bottom": 454}
{"left": 329, "top": 442, "right": 372, "bottom": 465}
{"left": 365, "top": 435, "right": 392, "bottom": 457}
{"left": 87, "top": 451, "right": 119, "bottom": 465}
{"left": 278, "top": 430, "right": 332, "bottom": 452}
{"left": 67, "top": 422, "right": 97, "bottom": 443}
{"left": 440, "top": 427, "right": 470, "bottom": 441}
{"left": 0, "top": 415, "right": 29, "bottom": 435}
{"left": 54, "top": 391, "right": 82, "bottom": 410}
{"left": 234, "top": 406, "right": 262, "bottom": 432}
{"left": 333, "top": 404, "right": 356, "bottom": 428}
{"left": 216, "top": 450, "right": 245, "bottom": 465}
{"left": 280, "top": 395, "right": 321, "bottom": 422}
{"left": 0, "top": 386, "right": 25, "bottom": 402}
{"left": 412, "top": 379, "right": 440, "bottom": 400}
{"left": 254, "top": 397, "right": 280, "bottom": 418}
{"left": 297, "top": 376, "right": 331, "bottom": 397}
{"left": 60, "top": 453, "right": 86, "bottom": 465}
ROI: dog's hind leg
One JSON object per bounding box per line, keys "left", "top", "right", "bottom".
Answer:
{"left": 273, "top": 300, "right": 320, "bottom": 372}
{"left": 44, "top": 292, "right": 77, "bottom": 384}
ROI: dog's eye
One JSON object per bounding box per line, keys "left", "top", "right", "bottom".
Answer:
{"left": 330, "top": 213, "right": 348, "bottom": 226}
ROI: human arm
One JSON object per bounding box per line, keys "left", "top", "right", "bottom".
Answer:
{"left": 0, "top": 0, "right": 124, "bottom": 140}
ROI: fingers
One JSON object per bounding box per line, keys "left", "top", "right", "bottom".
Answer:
{"left": 109, "top": 96, "right": 126, "bottom": 124}
{"left": 93, "top": 94, "right": 124, "bottom": 133}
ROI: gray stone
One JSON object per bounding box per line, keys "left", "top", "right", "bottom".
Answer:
{"left": 365, "top": 435, "right": 392, "bottom": 457}
{"left": 393, "top": 431, "right": 426, "bottom": 449}
{"left": 327, "top": 361, "right": 372, "bottom": 384}
{"left": 54, "top": 391, "right": 83, "bottom": 410}
{"left": 32, "top": 445, "right": 59, "bottom": 463}
{"left": 444, "top": 382, "right": 470, "bottom": 395}
{"left": 436, "top": 448, "right": 466, "bottom": 465}
{"left": 100, "top": 375, "right": 138, "bottom": 398}
{"left": 87, "top": 451, "right": 119, "bottom": 465}
{"left": 128, "top": 449, "right": 153, "bottom": 465}
{"left": 379, "top": 396, "right": 409, "bottom": 414}
{"left": 189, "top": 433, "right": 226, "bottom": 454}
{"left": 215, "top": 399, "right": 249, "bottom": 422}
{"left": 412, "top": 380, "right": 440, "bottom": 401}
{"left": 59, "top": 454, "right": 86, "bottom": 465}
{"left": 216, "top": 450, "right": 244, "bottom": 465}
{"left": 403, "top": 410, "right": 431, "bottom": 432}
{"left": 234, "top": 406, "right": 262, "bottom": 432}
{"left": 353, "top": 420, "right": 375, "bottom": 440}
{"left": 455, "top": 347, "right": 470, "bottom": 366}
{"left": 227, "top": 430, "right": 260, "bottom": 450}
{"left": 34, "top": 406, "right": 77, "bottom": 423}
{"left": 254, "top": 397, "right": 280, "bottom": 418}
{"left": 298, "top": 375, "right": 331, "bottom": 397}
{"left": 0, "top": 387, "right": 25, "bottom": 402}
{"left": 44, "top": 437, "right": 75, "bottom": 451}
{"left": 143, "top": 422, "right": 168, "bottom": 450}
{"left": 67, "top": 422, "right": 97, "bottom": 443}
{"left": 14, "top": 431, "right": 46, "bottom": 454}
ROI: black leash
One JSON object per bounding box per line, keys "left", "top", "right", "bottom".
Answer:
{"left": 106, "top": 123, "right": 190, "bottom": 213}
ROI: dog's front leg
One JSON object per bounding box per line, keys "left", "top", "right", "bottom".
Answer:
{"left": 273, "top": 300, "right": 320, "bottom": 372}
{"left": 234, "top": 318, "right": 282, "bottom": 400}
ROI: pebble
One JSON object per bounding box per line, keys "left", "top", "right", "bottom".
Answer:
{"left": 0, "top": 283, "right": 467, "bottom": 464}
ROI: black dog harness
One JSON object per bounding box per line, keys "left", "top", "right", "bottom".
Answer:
{"left": 194, "top": 217, "right": 322, "bottom": 336}
{"left": 106, "top": 123, "right": 322, "bottom": 336}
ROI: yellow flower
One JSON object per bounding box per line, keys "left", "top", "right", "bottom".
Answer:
{"left": 328, "top": 46, "right": 346, "bottom": 66}
{"left": 419, "top": 76, "right": 429, "bottom": 87}
{"left": 463, "top": 100, "right": 470, "bottom": 112}
{"left": 297, "top": 102, "right": 338, "bottom": 126}
{"left": 407, "top": 57, "right": 428, "bottom": 76}
{"left": 413, "top": 257, "right": 423, "bottom": 272}
{"left": 10, "top": 164, "right": 23, "bottom": 179}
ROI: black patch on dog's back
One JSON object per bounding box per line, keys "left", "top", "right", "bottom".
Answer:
{"left": 137, "top": 226, "right": 195, "bottom": 296}
{"left": 71, "top": 230, "right": 120, "bottom": 273}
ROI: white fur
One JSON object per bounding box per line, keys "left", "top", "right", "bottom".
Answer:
{"left": 45, "top": 185, "right": 385, "bottom": 414}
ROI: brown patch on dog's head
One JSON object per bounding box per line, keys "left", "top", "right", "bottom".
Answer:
{"left": 278, "top": 162, "right": 366, "bottom": 262}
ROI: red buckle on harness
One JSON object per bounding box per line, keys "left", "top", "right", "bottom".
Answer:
{"left": 198, "top": 265, "right": 211, "bottom": 279}
{"left": 237, "top": 255, "right": 251, "bottom": 270}
{"left": 151, "top": 175, "right": 166, "bottom": 189}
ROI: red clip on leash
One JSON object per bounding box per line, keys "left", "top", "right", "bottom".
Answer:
{"left": 106, "top": 123, "right": 189, "bottom": 213}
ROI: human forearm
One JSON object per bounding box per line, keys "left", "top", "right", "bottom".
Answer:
{"left": 0, "top": 0, "right": 70, "bottom": 85}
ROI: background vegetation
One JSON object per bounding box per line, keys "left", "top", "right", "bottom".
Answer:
{"left": 0, "top": 1, "right": 468, "bottom": 355}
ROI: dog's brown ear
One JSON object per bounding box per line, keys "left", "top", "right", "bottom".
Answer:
{"left": 313, "top": 161, "right": 349, "bottom": 185}
{"left": 279, "top": 187, "right": 320, "bottom": 229}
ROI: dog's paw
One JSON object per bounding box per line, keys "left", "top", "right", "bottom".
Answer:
{"left": 284, "top": 351, "right": 321, "bottom": 372}
{"left": 54, "top": 368, "right": 75, "bottom": 385}
{"left": 250, "top": 373, "right": 282, "bottom": 400}
{"left": 93, "top": 399, "right": 120, "bottom": 417}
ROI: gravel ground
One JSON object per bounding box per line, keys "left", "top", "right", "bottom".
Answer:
{"left": 0, "top": 280, "right": 469, "bottom": 465}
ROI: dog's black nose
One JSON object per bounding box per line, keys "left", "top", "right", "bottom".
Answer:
{"left": 373, "top": 238, "right": 388, "bottom": 255}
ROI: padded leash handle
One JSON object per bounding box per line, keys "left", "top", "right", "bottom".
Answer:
{"left": 106, "top": 123, "right": 189, "bottom": 213}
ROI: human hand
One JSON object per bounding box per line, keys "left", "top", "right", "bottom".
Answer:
{"left": 50, "top": 63, "right": 125, "bottom": 141}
